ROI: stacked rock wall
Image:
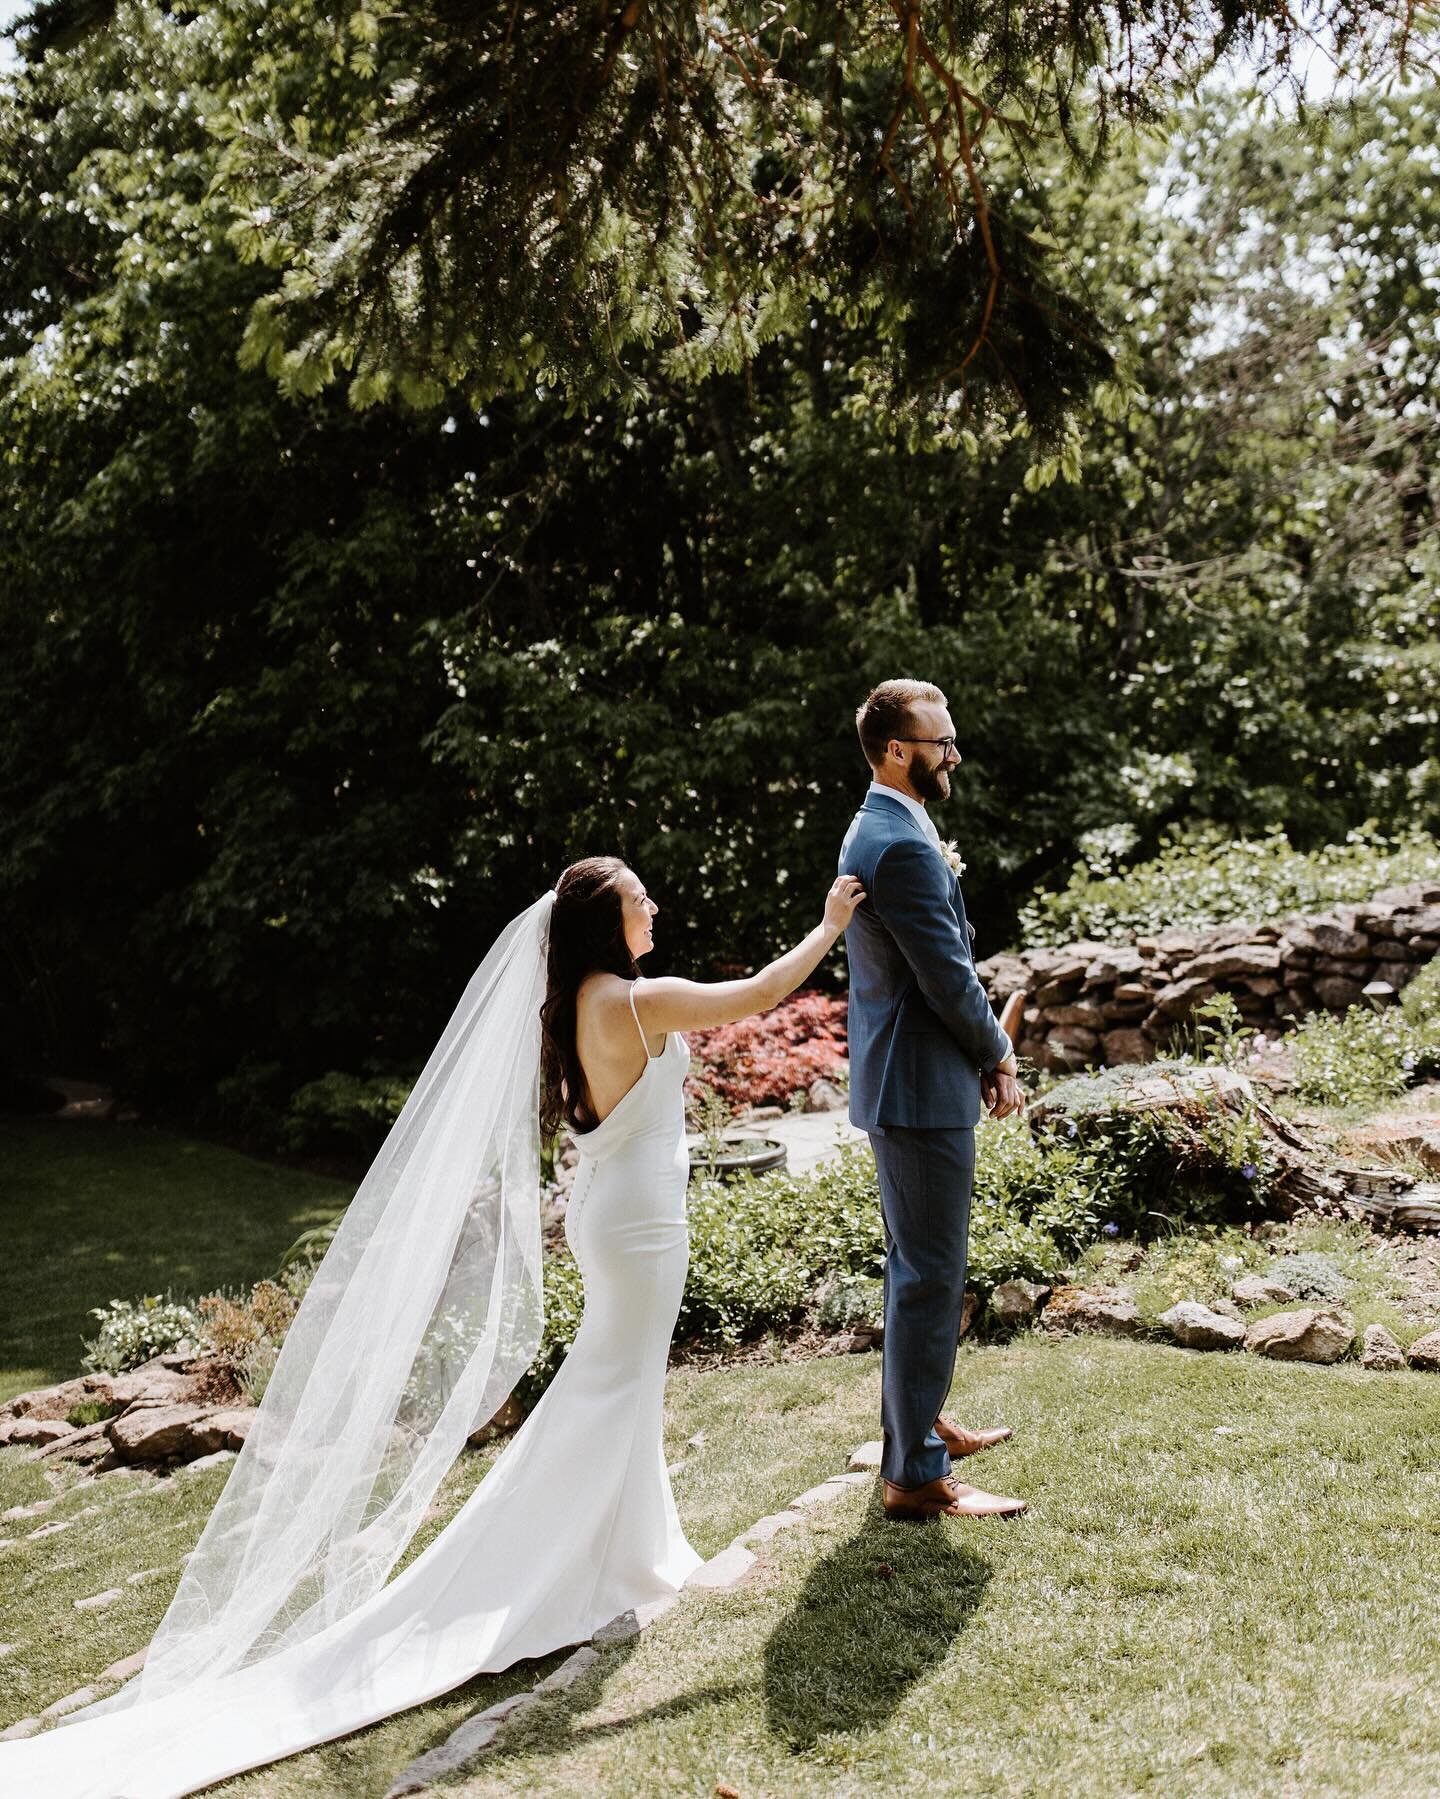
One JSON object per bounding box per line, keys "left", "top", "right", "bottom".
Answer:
{"left": 977, "top": 881, "right": 1440, "bottom": 1074}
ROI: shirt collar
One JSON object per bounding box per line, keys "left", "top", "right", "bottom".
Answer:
{"left": 866, "top": 779, "right": 941, "bottom": 847}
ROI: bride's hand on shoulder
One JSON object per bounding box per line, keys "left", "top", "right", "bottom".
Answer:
{"left": 824, "top": 875, "right": 866, "bottom": 935}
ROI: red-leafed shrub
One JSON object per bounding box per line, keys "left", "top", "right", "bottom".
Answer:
{"left": 686, "top": 990, "right": 848, "bottom": 1108}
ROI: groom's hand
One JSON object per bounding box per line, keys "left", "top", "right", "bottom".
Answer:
{"left": 982, "top": 1062, "right": 1025, "bottom": 1121}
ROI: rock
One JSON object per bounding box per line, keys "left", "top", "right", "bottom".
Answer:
{"left": 1038, "top": 1286, "right": 1142, "bottom": 1337}
{"left": 1361, "top": 1324, "right": 1406, "bottom": 1370}
{"left": 1045, "top": 1001, "right": 1108, "bottom": 1028}
{"left": 740, "top": 1511, "right": 803, "bottom": 1544}
{"left": 1112, "top": 980, "right": 1153, "bottom": 1002}
{"left": 1283, "top": 922, "right": 1373, "bottom": 960}
{"left": 790, "top": 1473, "right": 870, "bottom": 1511}
{"left": 1208, "top": 1297, "right": 1245, "bottom": 1322}
{"left": 817, "top": 1330, "right": 877, "bottom": 1356}
{"left": 1178, "top": 944, "right": 1283, "bottom": 981}
{"left": 98, "top": 1649, "right": 147, "bottom": 1684}
{"left": 1084, "top": 947, "right": 1146, "bottom": 983}
{"left": 989, "top": 1279, "right": 1050, "bottom": 1326}
{"left": 183, "top": 1448, "right": 238, "bottom": 1473}
{"left": 1158, "top": 1302, "right": 1246, "bottom": 1350}
{"left": 1151, "top": 976, "right": 1216, "bottom": 1019}
{"left": 1, "top": 1498, "right": 57, "bottom": 1522}
{"left": 1314, "top": 976, "right": 1366, "bottom": 1011}
{"left": 805, "top": 1077, "right": 847, "bottom": 1113}
{"left": 184, "top": 1409, "right": 253, "bottom": 1456}
{"left": 958, "top": 1290, "right": 978, "bottom": 1338}
{"left": 40, "top": 1686, "right": 102, "bottom": 1718}
{"left": 74, "top": 1589, "right": 122, "bottom": 1612}
{"left": 1232, "top": 1273, "right": 1297, "bottom": 1307}
{"left": 1101, "top": 1027, "right": 1152, "bottom": 1066}
{"left": 1033, "top": 975, "right": 1083, "bottom": 1006}
{"left": 847, "top": 1441, "right": 884, "bottom": 1472}
{"left": 106, "top": 1404, "right": 214, "bottom": 1463}
{"left": 685, "top": 1544, "right": 757, "bottom": 1589}
{"left": 33, "top": 1419, "right": 113, "bottom": 1465}
{"left": 1406, "top": 1329, "right": 1440, "bottom": 1370}
{"left": 0, "top": 1719, "right": 41, "bottom": 1741}
{"left": 0, "top": 1418, "right": 73, "bottom": 1447}
{"left": 1244, "top": 1307, "right": 1355, "bottom": 1363}
{"left": 28, "top": 1520, "right": 72, "bottom": 1539}
{"left": 1346, "top": 1118, "right": 1440, "bottom": 1174}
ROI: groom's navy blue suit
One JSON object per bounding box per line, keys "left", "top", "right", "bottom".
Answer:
{"left": 840, "top": 789, "right": 1011, "bottom": 1488}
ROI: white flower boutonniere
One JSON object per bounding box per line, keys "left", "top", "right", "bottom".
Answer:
{"left": 939, "top": 839, "right": 966, "bottom": 877}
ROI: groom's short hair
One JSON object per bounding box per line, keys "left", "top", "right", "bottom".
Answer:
{"left": 856, "top": 679, "right": 946, "bottom": 768}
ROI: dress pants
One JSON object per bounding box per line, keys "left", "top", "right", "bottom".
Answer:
{"left": 867, "top": 1124, "right": 976, "bottom": 1489}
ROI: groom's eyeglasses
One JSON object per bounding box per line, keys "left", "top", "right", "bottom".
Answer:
{"left": 895, "top": 737, "right": 959, "bottom": 755}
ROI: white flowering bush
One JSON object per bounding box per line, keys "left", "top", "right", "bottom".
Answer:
{"left": 1017, "top": 823, "right": 1440, "bottom": 947}
{"left": 83, "top": 1295, "right": 203, "bottom": 1374}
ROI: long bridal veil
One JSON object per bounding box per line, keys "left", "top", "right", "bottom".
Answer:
{"left": 67, "top": 890, "right": 555, "bottom": 1724}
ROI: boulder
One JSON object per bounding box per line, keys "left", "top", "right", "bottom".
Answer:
{"left": 1283, "top": 922, "right": 1372, "bottom": 960}
{"left": 1178, "top": 944, "right": 1283, "bottom": 981}
{"left": 1244, "top": 1307, "right": 1355, "bottom": 1364}
{"left": 1360, "top": 1324, "right": 1406, "bottom": 1371}
{"left": 805, "top": 1077, "right": 847, "bottom": 1113}
{"left": 1208, "top": 1297, "right": 1245, "bottom": 1322}
{"left": 184, "top": 1409, "right": 254, "bottom": 1455}
{"left": 0, "top": 1417, "right": 73, "bottom": 1447}
{"left": 1158, "top": 1302, "right": 1246, "bottom": 1350}
{"left": 1313, "top": 976, "right": 1366, "bottom": 1011}
{"left": 1231, "top": 1273, "right": 1297, "bottom": 1307}
{"left": 1084, "top": 947, "right": 1146, "bottom": 983}
{"left": 989, "top": 1279, "right": 1050, "bottom": 1326}
{"left": 1101, "top": 1028, "right": 1152, "bottom": 1066}
{"left": 106, "top": 1404, "right": 214, "bottom": 1463}
{"left": 1045, "top": 1002, "right": 1108, "bottom": 1028}
{"left": 1406, "top": 1329, "right": 1440, "bottom": 1371}
{"left": 1039, "top": 1286, "right": 1142, "bottom": 1337}
{"left": 1151, "top": 976, "right": 1215, "bottom": 1019}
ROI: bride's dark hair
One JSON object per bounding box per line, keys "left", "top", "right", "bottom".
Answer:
{"left": 539, "top": 856, "right": 639, "bottom": 1140}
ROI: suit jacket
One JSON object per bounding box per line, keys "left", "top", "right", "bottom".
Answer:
{"left": 839, "top": 789, "right": 1010, "bottom": 1131}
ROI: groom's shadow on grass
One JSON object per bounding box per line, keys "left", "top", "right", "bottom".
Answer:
{"left": 763, "top": 1488, "right": 994, "bottom": 1748}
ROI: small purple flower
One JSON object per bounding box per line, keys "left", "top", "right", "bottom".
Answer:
{"left": 1102, "top": 1222, "right": 1120, "bottom": 1237}
{"left": 1403, "top": 1053, "right": 1417, "bottom": 1072}
{"left": 1065, "top": 1119, "right": 1079, "bottom": 1139}
{"left": 1240, "top": 1162, "right": 1258, "bottom": 1181}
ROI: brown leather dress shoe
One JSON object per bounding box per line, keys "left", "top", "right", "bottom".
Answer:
{"left": 882, "top": 1475, "right": 1027, "bottom": 1521}
{"left": 935, "top": 1415, "right": 1012, "bottom": 1459}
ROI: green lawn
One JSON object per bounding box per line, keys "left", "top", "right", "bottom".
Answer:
{"left": 5, "top": 1339, "right": 1440, "bottom": 1797}
{"left": 0, "top": 1117, "right": 345, "bottom": 1404}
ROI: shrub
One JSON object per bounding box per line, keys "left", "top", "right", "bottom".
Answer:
{"left": 685, "top": 989, "right": 847, "bottom": 1109}
{"left": 1268, "top": 1251, "right": 1349, "bottom": 1303}
{"left": 281, "top": 1067, "right": 418, "bottom": 1155}
{"left": 816, "top": 1274, "right": 885, "bottom": 1332}
{"left": 1401, "top": 957, "right": 1440, "bottom": 1080}
{"left": 83, "top": 1296, "right": 203, "bottom": 1374}
{"left": 1289, "top": 1005, "right": 1413, "bottom": 1109}
{"left": 1016, "top": 823, "right": 1440, "bottom": 947}
{"left": 66, "top": 1398, "right": 123, "bottom": 1427}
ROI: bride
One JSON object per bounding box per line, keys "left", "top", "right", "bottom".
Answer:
{"left": 0, "top": 857, "right": 865, "bottom": 1798}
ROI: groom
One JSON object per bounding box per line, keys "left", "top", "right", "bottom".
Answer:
{"left": 840, "top": 679, "right": 1028, "bottom": 1521}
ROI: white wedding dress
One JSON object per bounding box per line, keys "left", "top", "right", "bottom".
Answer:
{"left": 0, "top": 990, "right": 701, "bottom": 1799}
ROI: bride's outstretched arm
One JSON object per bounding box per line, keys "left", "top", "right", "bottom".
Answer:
{"left": 634, "top": 876, "right": 865, "bottom": 1035}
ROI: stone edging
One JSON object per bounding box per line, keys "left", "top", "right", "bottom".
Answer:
{"left": 977, "top": 880, "right": 1439, "bottom": 1074}
{"left": 0, "top": 1451, "right": 883, "bottom": 1773}
{"left": 381, "top": 1457, "right": 880, "bottom": 1795}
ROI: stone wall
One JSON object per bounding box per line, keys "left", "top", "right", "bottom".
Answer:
{"left": 976, "top": 881, "right": 1440, "bottom": 1074}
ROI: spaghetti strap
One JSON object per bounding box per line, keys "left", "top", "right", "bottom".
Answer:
{"left": 628, "top": 979, "right": 657, "bottom": 1059}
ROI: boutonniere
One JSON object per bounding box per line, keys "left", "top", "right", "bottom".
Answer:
{"left": 939, "top": 839, "right": 966, "bottom": 877}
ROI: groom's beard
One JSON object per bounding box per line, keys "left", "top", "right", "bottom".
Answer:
{"left": 910, "top": 758, "right": 950, "bottom": 804}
